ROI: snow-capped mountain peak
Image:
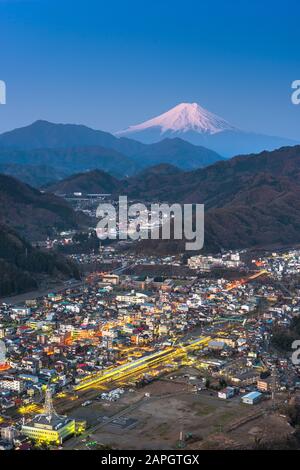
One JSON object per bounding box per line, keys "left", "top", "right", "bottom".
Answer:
{"left": 115, "top": 102, "right": 295, "bottom": 156}
{"left": 116, "top": 102, "right": 236, "bottom": 137}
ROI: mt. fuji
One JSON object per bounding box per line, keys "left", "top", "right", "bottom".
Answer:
{"left": 117, "top": 102, "right": 236, "bottom": 136}
{"left": 116, "top": 102, "right": 297, "bottom": 157}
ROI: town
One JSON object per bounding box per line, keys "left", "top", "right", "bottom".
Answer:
{"left": 1, "top": 244, "right": 300, "bottom": 450}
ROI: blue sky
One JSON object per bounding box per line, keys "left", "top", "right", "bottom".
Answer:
{"left": 0, "top": 0, "right": 299, "bottom": 139}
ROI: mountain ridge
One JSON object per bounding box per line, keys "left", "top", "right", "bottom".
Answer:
{"left": 118, "top": 145, "right": 300, "bottom": 253}
{"left": 0, "top": 120, "right": 223, "bottom": 174}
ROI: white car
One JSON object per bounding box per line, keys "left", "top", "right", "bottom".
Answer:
{"left": 81, "top": 400, "right": 92, "bottom": 407}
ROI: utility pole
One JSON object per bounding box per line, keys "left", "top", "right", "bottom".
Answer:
{"left": 271, "top": 364, "right": 277, "bottom": 410}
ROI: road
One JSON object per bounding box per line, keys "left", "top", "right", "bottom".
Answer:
{"left": 112, "top": 263, "right": 135, "bottom": 275}
{"left": 0, "top": 279, "right": 83, "bottom": 305}
{"left": 225, "top": 269, "right": 269, "bottom": 291}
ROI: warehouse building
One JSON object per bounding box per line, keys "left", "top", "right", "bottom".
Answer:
{"left": 241, "top": 391, "right": 263, "bottom": 405}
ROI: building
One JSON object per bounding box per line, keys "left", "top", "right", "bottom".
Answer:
{"left": 208, "top": 340, "right": 225, "bottom": 350}
{"left": 0, "top": 440, "right": 13, "bottom": 450}
{"left": 11, "top": 306, "right": 31, "bottom": 316}
{"left": 1, "top": 426, "right": 18, "bottom": 443}
{"left": 22, "top": 388, "right": 75, "bottom": 444}
{"left": 231, "top": 370, "right": 260, "bottom": 386}
{"left": 257, "top": 378, "right": 271, "bottom": 392}
{"left": 218, "top": 386, "right": 235, "bottom": 399}
{"left": 0, "top": 376, "right": 25, "bottom": 393}
{"left": 116, "top": 292, "right": 148, "bottom": 305}
{"left": 241, "top": 391, "right": 263, "bottom": 405}
{"left": 188, "top": 255, "right": 222, "bottom": 272}
{"left": 101, "top": 274, "right": 119, "bottom": 285}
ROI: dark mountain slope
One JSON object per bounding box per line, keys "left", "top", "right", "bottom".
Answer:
{"left": 128, "top": 146, "right": 300, "bottom": 253}
{"left": 0, "top": 173, "right": 90, "bottom": 240}
{"left": 45, "top": 169, "right": 120, "bottom": 194}
{"left": 121, "top": 164, "right": 183, "bottom": 200}
{"left": 0, "top": 145, "right": 138, "bottom": 178}
{"left": 45, "top": 163, "right": 182, "bottom": 199}
{"left": 128, "top": 138, "right": 223, "bottom": 170}
{"left": 0, "top": 163, "right": 67, "bottom": 187}
{"left": 0, "top": 225, "right": 80, "bottom": 296}
{"left": 122, "top": 145, "right": 300, "bottom": 204}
